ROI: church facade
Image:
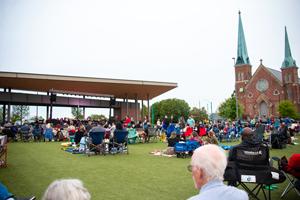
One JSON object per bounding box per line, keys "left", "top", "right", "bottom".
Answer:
{"left": 234, "top": 12, "right": 300, "bottom": 119}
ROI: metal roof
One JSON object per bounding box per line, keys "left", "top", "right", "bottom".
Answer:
{"left": 266, "top": 67, "right": 300, "bottom": 84}
{"left": 0, "top": 71, "right": 177, "bottom": 100}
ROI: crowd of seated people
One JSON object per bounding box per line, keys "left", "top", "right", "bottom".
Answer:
{"left": 0, "top": 115, "right": 298, "bottom": 151}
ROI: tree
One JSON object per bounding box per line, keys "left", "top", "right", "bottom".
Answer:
{"left": 140, "top": 105, "right": 148, "bottom": 119}
{"left": 151, "top": 98, "right": 190, "bottom": 123}
{"left": 12, "top": 105, "right": 30, "bottom": 123}
{"left": 89, "top": 114, "right": 107, "bottom": 121}
{"left": 218, "top": 92, "right": 243, "bottom": 120}
{"left": 278, "top": 100, "right": 299, "bottom": 119}
{"left": 190, "top": 107, "right": 208, "bottom": 122}
{"left": 71, "top": 107, "right": 84, "bottom": 120}
{"left": 29, "top": 116, "right": 44, "bottom": 122}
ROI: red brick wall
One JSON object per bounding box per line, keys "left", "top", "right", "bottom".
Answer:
{"left": 236, "top": 66, "right": 284, "bottom": 118}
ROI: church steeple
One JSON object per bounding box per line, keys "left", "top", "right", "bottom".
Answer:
{"left": 282, "top": 26, "right": 297, "bottom": 68}
{"left": 236, "top": 11, "right": 250, "bottom": 65}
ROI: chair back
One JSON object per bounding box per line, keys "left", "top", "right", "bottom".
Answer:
{"left": 148, "top": 127, "right": 157, "bottom": 137}
{"left": 114, "top": 130, "right": 128, "bottom": 143}
{"left": 0, "top": 135, "right": 7, "bottom": 146}
{"left": 89, "top": 131, "right": 105, "bottom": 145}
{"left": 233, "top": 144, "right": 269, "bottom": 167}
{"left": 127, "top": 128, "right": 137, "bottom": 139}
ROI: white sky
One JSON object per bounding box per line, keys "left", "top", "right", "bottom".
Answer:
{"left": 0, "top": 0, "right": 300, "bottom": 119}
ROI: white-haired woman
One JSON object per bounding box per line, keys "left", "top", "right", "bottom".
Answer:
{"left": 187, "top": 144, "right": 248, "bottom": 200}
{"left": 42, "top": 179, "right": 90, "bottom": 200}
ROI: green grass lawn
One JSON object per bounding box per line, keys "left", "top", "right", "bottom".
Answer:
{"left": 1, "top": 137, "right": 299, "bottom": 200}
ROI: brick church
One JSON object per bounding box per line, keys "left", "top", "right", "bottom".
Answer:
{"left": 234, "top": 12, "right": 300, "bottom": 119}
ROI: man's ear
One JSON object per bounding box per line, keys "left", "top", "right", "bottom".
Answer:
{"left": 198, "top": 168, "right": 204, "bottom": 179}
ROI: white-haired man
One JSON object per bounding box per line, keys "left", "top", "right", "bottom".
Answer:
{"left": 188, "top": 144, "right": 248, "bottom": 200}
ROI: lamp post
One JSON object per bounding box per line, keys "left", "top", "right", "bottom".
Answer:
{"left": 233, "top": 57, "right": 239, "bottom": 120}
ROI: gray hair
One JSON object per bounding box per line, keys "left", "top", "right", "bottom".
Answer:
{"left": 191, "top": 144, "right": 227, "bottom": 181}
{"left": 42, "top": 179, "right": 91, "bottom": 200}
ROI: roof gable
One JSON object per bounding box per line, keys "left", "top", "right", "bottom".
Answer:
{"left": 245, "top": 65, "right": 283, "bottom": 90}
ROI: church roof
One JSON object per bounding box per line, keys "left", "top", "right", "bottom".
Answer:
{"left": 282, "top": 27, "right": 297, "bottom": 68}
{"left": 236, "top": 11, "right": 250, "bottom": 65}
{"left": 266, "top": 68, "right": 282, "bottom": 82}
{"left": 266, "top": 67, "right": 300, "bottom": 84}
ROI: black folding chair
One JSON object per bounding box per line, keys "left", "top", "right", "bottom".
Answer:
{"left": 272, "top": 155, "right": 300, "bottom": 198}
{"left": 225, "top": 144, "right": 286, "bottom": 200}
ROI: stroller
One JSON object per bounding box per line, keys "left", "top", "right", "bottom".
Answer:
{"left": 174, "top": 140, "right": 200, "bottom": 158}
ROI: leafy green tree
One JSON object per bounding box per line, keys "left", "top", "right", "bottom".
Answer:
{"left": 71, "top": 107, "right": 84, "bottom": 120}
{"left": 190, "top": 107, "right": 208, "bottom": 122}
{"left": 89, "top": 114, "right": 107, "bottom": 121}
{"left": 29, "top": 116, "right": 44, "bottom": 122}
{"left": 12, "top": 105, "right": 30, "bottom": 123}
{"left": 278, "top": 100, "right": 299, "bottom": 119}
{"left": 140, "top": 105, "right": 148, "bottom": 119}
{"left": 151, "top": 98, "right": 190, "bottom": 123}
{"left": 218, "top": 92, "right": 243, "bottom": 120}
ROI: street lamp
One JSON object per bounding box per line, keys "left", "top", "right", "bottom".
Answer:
{"left": 233, "top": 57, "right": 239, "bottom": 120}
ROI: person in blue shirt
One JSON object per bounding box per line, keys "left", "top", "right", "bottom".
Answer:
{"left": 0, "top": 181, "right": 35, "bottom": 200}
{"left": 187, "top": 144, "right": 248, "bottom": 200}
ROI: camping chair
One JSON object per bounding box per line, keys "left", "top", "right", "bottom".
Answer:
{"left": 272, "top": 154, "right": 300, "bottom": 198}
{"left": 224, "top": 143, "right": 285, "bottom": 200}
{"left": 87, "top": 131, "right": 106, "bottom": 156}
{"left": 111, "top": 130, "right": 128, "bottom": 154}
{"left": 127, "top": 128, "right": 138, "bottom": 144}
{"left": 20, "top": 125, "right": 32, "bottom": 142}
{"left": 0, "top": 135, "right": 8, "bottom": 168}
{"left": 148, "top": 127, "right": 158, "bottom": 142}
{"left": 32, "top": 125, "right": 43, "bottom": 142}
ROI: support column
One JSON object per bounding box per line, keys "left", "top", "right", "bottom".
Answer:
{"left": 126, "top": 94, "right": 129, "bottom": 116}
{"left": 147, "top": 94, "right": 150, "bottom": 125}
{"left": 83, "top": 95, "right": 86, "bottom": 119}
{"left": 50, "top": 103, "right": 53, "bottom": 120}
{"left": 83, "top": 107, "right": 86, "bottom": 119}
{"left": 135, "top": 94, "right": 138, "bottom": 123}
{"left": 46, "top": 92, "right": 49, "bottom": 120}
{"left": 46, "top": 106, "right": 49, "bottom": 120}
{"left": 7, "top": 88, "right": 11, "bottom": 122}
{"left": 2, "top": 104, "right": 6, "bottom": 123}
{"left": 141, "top": 100, "right": 144, "bottom": 120}
{"left": 7, "top": 104, "right": 11, "bottom": 122}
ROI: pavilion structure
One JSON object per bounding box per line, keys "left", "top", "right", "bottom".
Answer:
{"left": 0, "top": 71, "right": 177, "bottom": 122}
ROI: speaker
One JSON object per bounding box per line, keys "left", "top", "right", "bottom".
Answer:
{"left": 109, "top": 98, "right": 116, "bottom": 106}
{"left": 50, "top": 93, "right": 57, "bottom": 102}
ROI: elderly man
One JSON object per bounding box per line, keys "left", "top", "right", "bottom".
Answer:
{"left": 188, "top": 144, "right": 248, "bottom": 200}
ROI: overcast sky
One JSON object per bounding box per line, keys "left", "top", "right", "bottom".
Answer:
{"left": 0, "top": 0, "right": 300, "bottom": 119}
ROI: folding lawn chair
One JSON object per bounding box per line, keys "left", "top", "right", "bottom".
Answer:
{"left": 111, "top": 130, "right": 128, "bottom": 154}
{"left": 127, "top": 128, "right": 138, "bottom": 144}
{"left": 147, "top": 127, "right": 159, "bottom": 142}
{"left": 224, "top": 143, "right": 286, "bottom": 200}
{"left": 272, "top": 154, "right": 300, "bottom": 198}
{"left": 0, "top": 135, "right": 8, "bottom": 168}
{"left": 87, "top": 131, "right": 106, "bottom": 156}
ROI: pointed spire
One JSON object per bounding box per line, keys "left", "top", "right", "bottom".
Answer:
{"left": 236, "top": 11, "right": 250, "bottom": 65}
{"left": 282, "top": 26, "right": 297, "bottom": 68}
